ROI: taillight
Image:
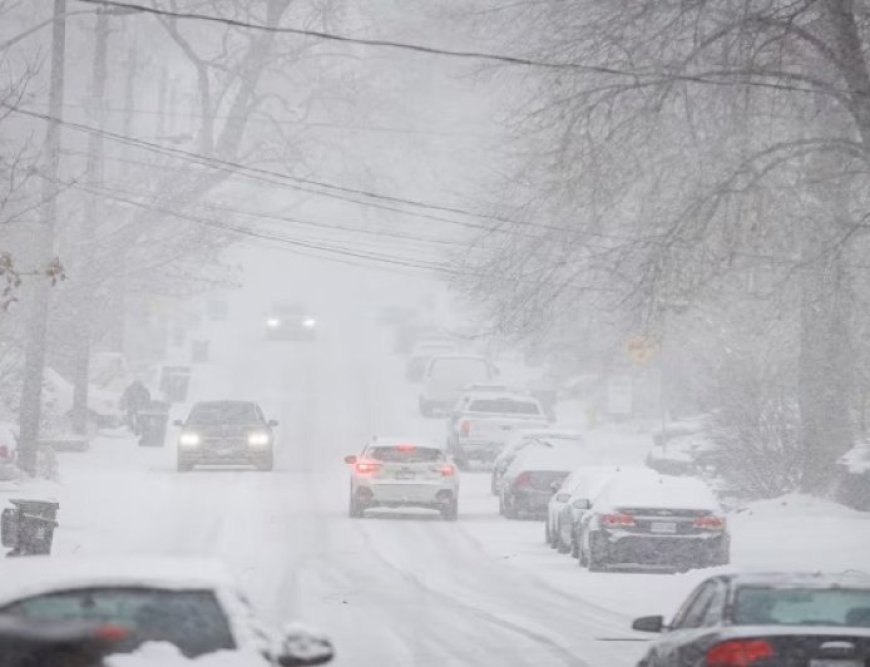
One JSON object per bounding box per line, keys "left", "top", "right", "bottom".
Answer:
{"left": 694, "top": 515, "right": 726, "bottom": 531}
{"left": 94, "top": 624, "right": 131, "bottom": 642}
{"left": 460, "top": 420, "right": 471, "bottom": 437}
{"left": 515, "top": 472, "right": 531, "bottom": 488}
{"left": 706, "top": 639, "right": 774, "bottom": 666}
{"left": 601, "top": 512, "right": 636, "bottom": 528}
{"left": 440, "top": 464, "right": 455, "bottom": 477}
{"left": 0, "top": 445, "right": 8, "bottom": 460}
{"left": 355, "top": 460, "right": 381, "bottom": 474}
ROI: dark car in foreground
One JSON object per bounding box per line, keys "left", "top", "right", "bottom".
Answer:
{"left": 632, "top": 572, "right": 870, "bottom": 667}
{"left": 175, "top": 401, "right": 278, "bottom": 472}
{"left": 578, "top": 473, "right": 729, "bottom": 571}
{"left": 0, "top": 616, "right": 127, "bottom": 667}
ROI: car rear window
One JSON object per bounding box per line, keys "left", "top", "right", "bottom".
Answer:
{"left": 733, "top": 587, "right": 870, "bottom": 627}
{"left": 469, "top": 399, "right": 541, "bottom": 415}
{"left": 188, "top": 403, "right": 259, "bottom": 425}
{"left": 368, "top": 446, "right": 445, "bottom": 463}
{"left": 0, "top": 587, "right": 235, "bottom": 657}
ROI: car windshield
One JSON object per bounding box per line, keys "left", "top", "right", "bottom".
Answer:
{"left": 187, "top": 403, "right": 260, "bottom": 425}
{"left": 733, "top": 587, "right": 870, "bottom": 627}
{"left": 469, "top": 399, "right": 540, "bottom": 415}
{"left": 368, "top": 446, "right": 445, "bottom": 463}
{"left": 0, "top": 588, "right": 235, "bottom": 657}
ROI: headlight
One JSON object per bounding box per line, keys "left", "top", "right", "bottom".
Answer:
{"left": 179, "top": 432, "right": 201, "bottom": 447}
{"left": 302, "top": 317, "right": 316, "bottom": 329}
{"left": 266, "top": 318, "right": 280, "bottom": 329}
{"left": 247, "top": 432, "right": 271, "bottom": 447}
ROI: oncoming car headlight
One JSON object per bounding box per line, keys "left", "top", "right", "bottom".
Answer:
{"left": 302, "top": 317, "right": 316, "bottom": 329}
{"left": 179, "top": 432, "right": 201, "bottom": 447}
{"left": 266, "top": 318, "right": 280, "bottom": 329}
{"left": 247, "top": 432, "right": 271, "bottom": 447}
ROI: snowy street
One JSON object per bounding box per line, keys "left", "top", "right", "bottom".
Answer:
{"left": 3, "top": 295, "right": 865, "bottom": 667}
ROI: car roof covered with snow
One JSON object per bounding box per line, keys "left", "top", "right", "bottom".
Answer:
{"left": 594, "top": 473, "right": 721, "bottom": 511}
{"left": 720, "top": 570, "right": 870, "bottom": 590}
{"left": 507, "top": 442, "right": 591, "bottom": 474}
{"left": 0, "top": 556, "right": 238, "bottom": 607}
{"left": 366, "top": 436, "right": 444, "bottom": 451}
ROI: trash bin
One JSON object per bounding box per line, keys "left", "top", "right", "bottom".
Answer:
{"left": 191, "top": 340, "right": 209, "bottom": 363}
{"left": 1, "top": 499, "right": 59, "bottom": 557}
{"left": 159, "top": 365, "right": 191, "bottom": 403}
{"left": 138, "top": 401, "right": 170, "bottom": 447}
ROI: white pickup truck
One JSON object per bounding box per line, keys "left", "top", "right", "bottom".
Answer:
{"left": 447, "top": 392, "right": 550, "bottom": 469}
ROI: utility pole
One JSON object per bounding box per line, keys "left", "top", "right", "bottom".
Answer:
{"left": 18, "top": 0, "right": 67, "bottom": 474}
{"left": 71, "top": 9, "right": 110, "bottom": 436}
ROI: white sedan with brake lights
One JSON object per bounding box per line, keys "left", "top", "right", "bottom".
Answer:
{"left": 344, "top": 438, "right": 460, "bottom": 520}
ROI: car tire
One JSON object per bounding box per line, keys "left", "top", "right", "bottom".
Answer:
{"left": 349, "top": 494, "right": 365, "bottom": 519}
{"left": 570, "top": 537, "right": 579, "bottom": 559}
{"left": 441, "top": 501, "right": 458, "bottom": 521}
{"left": 556, "top": 534, "right": 570, "bottom": 554}
{"left": 587, "top": 535, "right": 609, "bottom": 572}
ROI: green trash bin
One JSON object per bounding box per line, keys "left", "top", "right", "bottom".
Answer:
{"left": 138, "top": 401, "right": 170, "bottom": 447}
{"left": 1, "top": 499, "right": 59, "bottom": 556}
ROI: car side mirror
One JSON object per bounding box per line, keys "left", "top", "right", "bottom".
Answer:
{"left": 572, "top": 498, "right": 591, "bottom": 510}
{"left": 276, "top": 623, "right": 334, "bottom": 666}
{"left": 631, "top": 615, "right": 664, "bottom": 633}
{"left": 555, "top": 493, "right": 571, "bottom": 502}
{"left": 268, "top": 419, "right": 279, "bottom": 427}
{"left": 344, "top": 455, "right": 357, "bottom": 464}
{"left": 172, "top": 419, "right": 183, "bottom": 427}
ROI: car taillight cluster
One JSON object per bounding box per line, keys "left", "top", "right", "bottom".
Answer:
{"left": 706, "top": 639, "right": 774, "bottom": 666}
{"left": 459, "top": 420, "right": 471, "bottom": 437}
{"left": 440, "top": 465, "right": 455, "bottom": 477}
{"left": 354, "top": 460, "right": 381, "bottom": 475}
{"left": 601, "top": 512, "right": 636, "bottom": 528}
{"left": 694, "top": 515, "right": 726, "bottom": 530}
{"left": 514, "top": 472, "right": 532, "bottom": 487}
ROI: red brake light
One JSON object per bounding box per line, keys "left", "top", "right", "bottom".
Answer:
{"left": 355, "top": 460, "right": 381, "bottom": 474}
{"left": 601, "top": 512, "right": 636, "bottom": 528}
{"left": 515, "top": 472, "right": 531, "bottom": 487}
{"left": 460, "top": 420, "right": 471, "bottom": 437}
{"left": 397, "top": 443, "right": 416, "bottom": 451}
{"left": 694, "top": 515, "right": 726, "bottom": 530}
{"left": 94, "top": 624, "right": 131, "bottom": 642}
{"left": 0, "top": 445, "right": 8, "bottom": 460}
{"left": 706, "top": 639, "right": 774, "bottom": 666}
{"left": 440, "top": 464, "right": 455, "bottom": 477}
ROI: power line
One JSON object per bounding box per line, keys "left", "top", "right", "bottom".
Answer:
{"left": 76, "top": 0, "right": 833, "bottom": 98}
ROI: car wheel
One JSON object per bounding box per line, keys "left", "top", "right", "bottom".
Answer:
{"left": 349, "top": 494, "right": 365, "bottom": 519}
{"left": 556, "top": 533, "right": 570, "bottom": 554}
{"left": 587, "top": 535, "right": 609, "bottom": 572}
{"left": 570, "top": 536, "right": 579, "bottom": 559}
{"left": 441, "top": 501, "right": 458, "bottom": 521}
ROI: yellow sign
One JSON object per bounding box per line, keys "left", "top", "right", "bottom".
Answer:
{"left": 627, "top": 335, "right": 657, "bottom": 365}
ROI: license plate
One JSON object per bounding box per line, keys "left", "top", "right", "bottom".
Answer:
{"left": 810, "top": 661, "right": 863, "bottom": 667}
{"left": 650, "top": 522, "right": 677, "bottom": 534}
{"left": 395, "top": 471, "right": 415, "bottom": 480}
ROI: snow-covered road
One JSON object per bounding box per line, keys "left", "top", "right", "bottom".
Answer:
{"left": 16, "top": 302, "right": 869, "bottom": 666}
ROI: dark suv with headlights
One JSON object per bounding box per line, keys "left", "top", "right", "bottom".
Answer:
{"left": 175, "top": 401, "right": 277, "bottom": 472}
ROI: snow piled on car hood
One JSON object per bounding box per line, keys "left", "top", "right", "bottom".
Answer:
{"left": 107, "top": 643, "right": 266, "bottom": 666}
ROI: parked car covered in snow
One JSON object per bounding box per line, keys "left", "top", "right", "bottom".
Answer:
{"left": 0, "top": 557, "right": 334, "bottom": 666}
{"left": 632, "top": 571, "right": 870, "bottom": 666}
{"left": 646, "top": 417, "right": 718, "bottom": 476}
{"left": 404, "top": 341, "right": 456, "bottom": 383}
{"left": 491, "top": 428, "right": 583, "bottom": 495}
{"left": 499, "top": 443, "right": 589, "bottom": 520}
{"left": 578, "top": 473, "right": 729, "bottom": 571}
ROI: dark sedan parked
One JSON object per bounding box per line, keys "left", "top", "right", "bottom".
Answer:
{"left": 175, "top": 401, "right": 277, "bottom": 472}
{"left": 633, "top": 572, "right": 870, "bottom": 667}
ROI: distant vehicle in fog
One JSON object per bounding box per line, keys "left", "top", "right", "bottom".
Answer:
{"left": 546, "top": 465, "right": 622, "bottom": 554}
{"left": 632, "top": 571, "right": 870, "bottom": 667}
{"left": 345, "top": 438, "right": 459, "bottom": 520}
{"left": 577, "top": 473, "right": 729, "bottom": 572}
{"left": 448, "top": 392, "right": 549, "bottom": 469}
{"left": 0, "top": 557, "right": 334, "bottom": 666}
{"left": 418, "top": 353, "right": 498, "bottom": 416}
{"left": 265, "top": 303, "right": 317, "bottom": 341}
{"left": 174, "top": 401, "right": 277, "bottom": 472}
{"left": 404, "top": 341, "right": 456, "bottom": 382}
{"left": 491, "top": 428, "right": 584, "bottom": 495}
{"left": 499, "top": 442, "right": 588, "bottom": 519}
